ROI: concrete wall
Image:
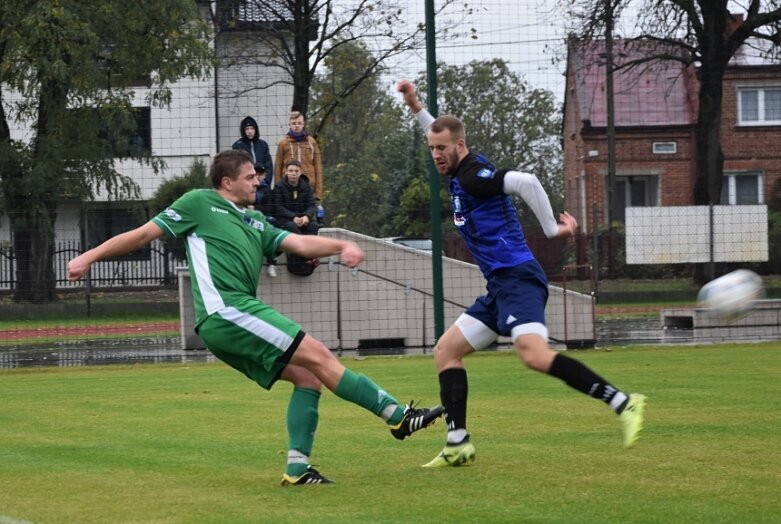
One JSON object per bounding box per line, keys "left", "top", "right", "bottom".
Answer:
{"left": 179, "top": 228, "right": 596, "bottom": 351}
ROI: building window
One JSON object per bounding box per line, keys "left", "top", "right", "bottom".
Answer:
{"left": 720, "top": 172, "right": 764, "bottom": 205}
{"left": 66, "top": 106, "right": 151, "bottom": 157}
{"left": 613, "top": 175, "right": 659, "bottom": 223}
{"left": 738, "top": 87, "right": 781, "bottom": 125}
{"left": 86, "top": 206, "right": 150, "bottom": 259}
{"left": 125, "top": 107, "right": 152, "bottom": 156}
{"left": 652, "top": 141, "right": 677, "bottom": 154}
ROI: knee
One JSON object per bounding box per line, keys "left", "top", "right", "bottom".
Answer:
{"left": 290, "top": 369, "right": 323, "bottom": 391}
{"left": 433, "top": 343, "right": 459, "bottom": 369}
{"left": 514, "top": 341, "right": 554, "bottom": 372}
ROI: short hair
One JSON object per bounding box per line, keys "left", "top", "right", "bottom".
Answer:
{"left": 430, "top": 115, "right": 466, "bottom": 142}
{"left": 210, "top": 150, "right": 252, "bottom": 188}
{"left": 285, "top": 159, "right": 302, "bottom": 170}
{"left": 289, "top": 111, "right": 305, "bottom": 122}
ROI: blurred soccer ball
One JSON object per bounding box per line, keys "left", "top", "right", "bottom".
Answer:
{"left": 697, "top": 269, "right": 765, "bottom": 320}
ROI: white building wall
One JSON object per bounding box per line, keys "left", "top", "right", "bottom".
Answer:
{"left": 215, "top": 32, "right": 293, "bottom": 156}
{"left": 1, "top": 29, "right": 293, "bottom": 246}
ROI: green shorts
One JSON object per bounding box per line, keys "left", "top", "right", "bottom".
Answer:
{"left": 197, "top": 300, "right": 304, "bottom": 390}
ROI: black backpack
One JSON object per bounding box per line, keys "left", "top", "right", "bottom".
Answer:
{"left": 286, "top": 254, "right": 320, "bottom": 276}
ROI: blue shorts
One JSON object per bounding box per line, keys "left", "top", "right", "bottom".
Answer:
{"left": 464, "top": 259, "right": 549, "bottom": 337}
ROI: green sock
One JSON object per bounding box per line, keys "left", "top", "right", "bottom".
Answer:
{"left": 334, "top": 368, "right": 405, "bottom": 425}
{"left": 285, "top": 387, "right": 320, "bottom": 477}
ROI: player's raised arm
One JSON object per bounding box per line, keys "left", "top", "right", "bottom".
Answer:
{"left": 67, "top": 221, "right": 165, "bottom": 281}
{"left": 397, "top": 80, "right": 435, "bottom": 132}
{"left": 396, "top": 79, "right": 423, "bottom": 113}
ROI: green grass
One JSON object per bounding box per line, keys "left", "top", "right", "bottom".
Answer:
{"left": 1, "top": 345, "right": 780, "bottom": 523}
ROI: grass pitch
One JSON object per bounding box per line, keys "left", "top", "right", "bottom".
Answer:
{"left": 1, "top": 343, "right": 780, "bottom": 523}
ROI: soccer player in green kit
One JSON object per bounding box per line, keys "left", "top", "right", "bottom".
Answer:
{"left": 68, "top": 149, "right": 444, "bottom": 486}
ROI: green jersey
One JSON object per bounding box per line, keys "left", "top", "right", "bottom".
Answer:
{"left": 152, "top": 189, "right": 288, "bottom": 327}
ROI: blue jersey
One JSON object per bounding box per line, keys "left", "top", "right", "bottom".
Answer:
{"left": 450, "top": 153, "right": 535, "bottom": 277}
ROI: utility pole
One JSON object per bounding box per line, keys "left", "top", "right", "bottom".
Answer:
{"left": 425, "top": 0, "right": 445, "bottom": 340}
{"left": 605, "top": 0, "right": 617, "bottom": 229}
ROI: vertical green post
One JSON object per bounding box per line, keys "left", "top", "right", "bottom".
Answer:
{"left": 425, "top": 0, "right": 445, "bottom": 340}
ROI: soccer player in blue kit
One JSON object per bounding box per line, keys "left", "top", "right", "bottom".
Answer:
{"left": 397, "top": 80, "right": 646, "bottom": 467}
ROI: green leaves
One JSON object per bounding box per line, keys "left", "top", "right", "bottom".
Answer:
{"left": 0, "top": 0, "right": 214, "bottom": 300}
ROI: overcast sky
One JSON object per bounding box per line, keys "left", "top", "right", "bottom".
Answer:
{"left": 384, "top": 0, "right": 570, "bottom": 100}
{"left": 381, "top": 0, "right": 758, "bottom": 102}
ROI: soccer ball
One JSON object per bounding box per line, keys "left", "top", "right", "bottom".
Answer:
{"left": 696, "top": 269, "right": 765, "bottom": 320}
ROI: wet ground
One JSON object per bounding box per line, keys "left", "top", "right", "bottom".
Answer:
{"left": 0, "top": 317, "right": 774, "bottom": 368}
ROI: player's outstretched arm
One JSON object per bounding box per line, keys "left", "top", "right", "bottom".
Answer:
{"left": 67, "top": 221, "right": 165, "bottom": 281}
{"left": 280, "top": 234, "right": 365, "bottom": 268}
{"left": 556, "top": 211, "right": 578, "bottom": 239}
{"left": 502, "top": 171, "right": 578, "bottom": 239}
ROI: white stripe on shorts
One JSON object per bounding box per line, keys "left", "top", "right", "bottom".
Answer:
{"left": 218, "top": 306, "right": 295, "bottom": 351}
{"left": 511, "top": 322, "right": 549, "bottom": 342}
{"left": 455, "top": 313, "right": 498, "bottom": 350}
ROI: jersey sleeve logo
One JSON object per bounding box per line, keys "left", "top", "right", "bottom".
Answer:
{"left": 243, "top": 215, "right": 265, "bottom": 231}
{"left": 476, "top": 168, "right": 495, "bottom": 179}
{"left": 164, "top": 208, "right": 182, "bottom": 221}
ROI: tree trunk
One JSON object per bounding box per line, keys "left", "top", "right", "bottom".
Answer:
{"left": 691, "top": 64, "right": 726, "bottom": 284}
{"left": 7, "top": 71, "right": 67, "bottom": 302}
{"left": 693, "top": 69, "right": 725, "bottom": 206}
{"left": 8, "top": 202, "right": 58, "bottom": 302}
{"left": 290, "top": 0, "right": 314, "bottom": 116}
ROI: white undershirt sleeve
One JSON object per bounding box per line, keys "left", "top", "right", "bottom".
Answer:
{"left": 415, "top": 109, "right": 435, "bottom": 133}
{"left": 503, "top": 171, "right": 559, "bottom": 238}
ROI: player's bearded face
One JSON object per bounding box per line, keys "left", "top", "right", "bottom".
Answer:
{"left": 429, "top": 131, "right": 461, "bottom": 175}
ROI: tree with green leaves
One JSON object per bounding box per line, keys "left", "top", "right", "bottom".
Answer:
{"left": 567, "top": 1, "right": 781, "bottom": 206}
{"left": 312, "top": 54, "right": 563, "bottom": 240}
{"left": 309, "top": 40, "right": 421, "bottom": 236}
{"left": 0, "top": 0, "right": 212, "bottom": 302}
{"left": 433, "top": 59, "right": 563, "bottom": 208}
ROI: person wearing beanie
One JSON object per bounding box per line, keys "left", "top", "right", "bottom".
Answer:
{"left": 232, "top": 116, "right": 273, "bottom": 184}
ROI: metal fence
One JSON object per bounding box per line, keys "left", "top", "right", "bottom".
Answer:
{"left": 0, "top": 239, "right": 180, "bottom": 291}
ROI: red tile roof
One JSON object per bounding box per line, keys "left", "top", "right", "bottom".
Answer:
{"left": 571, "top": 39, "right": 698, "bottom": 127}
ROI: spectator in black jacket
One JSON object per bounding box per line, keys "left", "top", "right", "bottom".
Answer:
{"left": 232, "top": 116, "right": 273, "bottom": 184}
{"left": 274, "top": 159, "right": 319, "bottom": 235}
{"left": 254, "top": 168, "right": 280, "bottom": 277}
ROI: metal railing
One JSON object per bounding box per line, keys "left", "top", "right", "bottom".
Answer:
{"left": 0, "top": 239, "right": 180, "bottom": 291}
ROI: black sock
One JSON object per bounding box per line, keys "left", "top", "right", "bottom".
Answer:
{"left": 548, "top": 354, "right": 628, "bottom": 413}
{"left": 439, "top": 368, "right": 468, "bottom": 431}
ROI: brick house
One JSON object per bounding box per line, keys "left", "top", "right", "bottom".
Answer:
{"left": 563, "top": 36, "right": 781, "bottom": 235}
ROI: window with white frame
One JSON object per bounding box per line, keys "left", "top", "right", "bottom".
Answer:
{"left": 652, "top": 141, "right": 677, "bottom": 154}
{"left": 720, "top": 172, "right": 764, "bottom": 205}
{"left": 738, "top": 86, "right": 781, "bottom": 125}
